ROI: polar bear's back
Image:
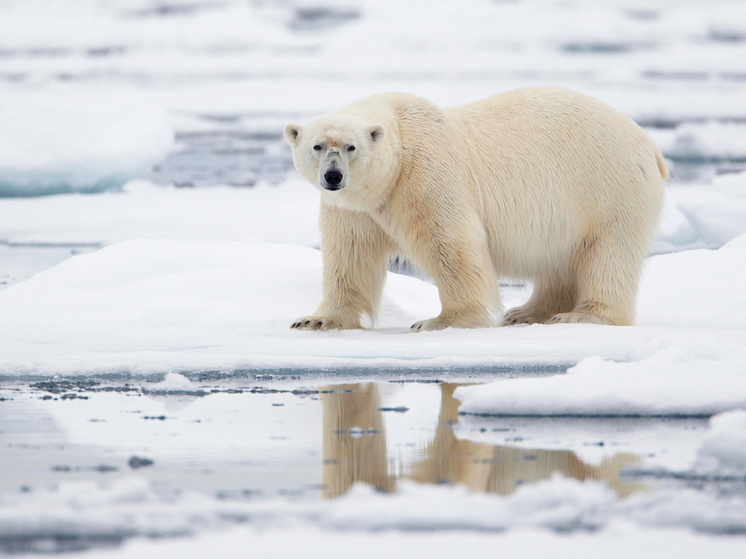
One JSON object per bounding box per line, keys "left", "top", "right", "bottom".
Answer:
{"left": 443, "top": 87, "right": 665, "bottom": 277}
{"left": 447, "top": 87, "right": 664, "bottom": 200}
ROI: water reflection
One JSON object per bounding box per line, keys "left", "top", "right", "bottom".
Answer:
{"left": 321, "top": 383, "right": 644, "bottom": 499}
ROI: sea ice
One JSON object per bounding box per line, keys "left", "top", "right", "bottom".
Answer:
{"left": 455, "top": 338, "right": 746, "bottom": 418}
{"left": 147, "top": 372, "right": 199, "bottom": 393}
{"left": 653, "top": 172, "right": 746, "bottom": 252}
{"left": 0, "top": 180, "right": 321, "bottom": 247}
{"left": 0, "top": 103, "right": 172, "bottom": 196}
{"left": 697, "top": 410, "right": 746, "bottom": 473}
{"left": 0, "top": 231, "right": 744, "bottom": 378}
{"left": 3, "top": 474, "right": 745, "bottom": 556}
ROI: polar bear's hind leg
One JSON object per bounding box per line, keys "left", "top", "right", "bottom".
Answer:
{"left": 503, "top": 277, "right": 575, "bottom": 325}
{"left": 549, "top": 232, "right": 643, "bottom": 326}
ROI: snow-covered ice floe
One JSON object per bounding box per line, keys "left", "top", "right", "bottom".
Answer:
{"left": 0, "top": 180, "right": 322, "bottom": 247}
{"left": 454, "top": 335, "right": 746, "bottom": 418}
{"left": 0, "top": 231, "right": 744, "bottom": 382}
{"left": 0, "top": 103, "right": 172, "bottom": 197}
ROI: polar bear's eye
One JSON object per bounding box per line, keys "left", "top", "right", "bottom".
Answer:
{"left": 347, "top": 145, "right": 355, "bottom": 152}
{"left": 313, "top": 144, "right": 323, "bottom": 151}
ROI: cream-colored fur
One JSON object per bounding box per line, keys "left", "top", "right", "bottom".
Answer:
{"left": 285, "top": 87, "right": 666, "bottom": 331}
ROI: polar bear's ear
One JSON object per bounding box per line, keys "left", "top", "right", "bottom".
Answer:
{"left": 368, "top": 124, "right": 385, "bottom": 142}
{"left": 284, "top": 123, "right": 303, "bottom": 145}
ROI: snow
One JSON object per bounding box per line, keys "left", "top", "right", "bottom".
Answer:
{"left": 697, "top": 410, "right": 746, "bottom": 473}
{"left": 664, "top": 122, "right": 746, "bottom": 161}
{"left": 147, "top": 372, "right": 198, "bottom": 393}
{"left": 0, "top": 103, "right": 173, "bottom": 196}
{"left": 637, "top": 233, "right": 746, "bottom": 328}
{"left": 0, "top": 180, "right": 321, "bottom": 247}
{"left": 68, "top": 523, "right": 746, "bottom": 559}
{"left": 653, "top": 172, "right": 746, "bottom": 252}
{"left": 3, "top": 474, "right": 746, "bottom": 556}
{"left": 455, "top": 340, "right": 746, "bottom": 418}
{"left": 0, "top": 230, "right": 744, "bottom": 379}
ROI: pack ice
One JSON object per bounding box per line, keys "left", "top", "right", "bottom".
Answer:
{"left": 0, "top": 102, "right": 172, "bottom": 196}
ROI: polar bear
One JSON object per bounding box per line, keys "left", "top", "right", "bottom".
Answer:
{"left": 284, "top": 87, "right": 666, "bottom": 331}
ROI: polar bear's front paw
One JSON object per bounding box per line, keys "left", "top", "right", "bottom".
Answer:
{"left": 411, "top": 317, "right": 450, "bottom": 332}
{"left": 502, "top": 306, "right": 548, "bottom": 326}
{"left": 291, "top": 317, "right": 342, "bottom": 331}
{"left": 548, "top": 312, "right": 604, "bottom": 325}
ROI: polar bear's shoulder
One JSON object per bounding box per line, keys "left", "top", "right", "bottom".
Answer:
{"left": 339, "top": 92, "right": 441, "bottom": 122}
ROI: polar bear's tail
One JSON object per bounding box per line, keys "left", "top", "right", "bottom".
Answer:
{"left": 655, "top": 150, "right": 668, "bottom": 181}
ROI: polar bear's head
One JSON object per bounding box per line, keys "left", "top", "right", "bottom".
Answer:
{"left": 284, "top": 113, "right": 393, "bottom": 209}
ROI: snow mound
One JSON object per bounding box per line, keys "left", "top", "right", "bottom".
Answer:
{"left": 0, "top": 103, "right": 173, "bottom": 197}
{"left": 455, "top": 333, "right": 746, "bottom": 417}
{"left": 697, "top": 410, "right": 746, "bottom": 473}
{"left": 653, "top": 172, "right": 746, "bottom": 253}
{"left": 147, "top": 372, "right": 199, "bottom": 393}
{"left": 638, "top": 231, "right": 746, "bottom": 328}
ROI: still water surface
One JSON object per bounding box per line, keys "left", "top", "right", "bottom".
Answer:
{"left": 2, "top": 378, "right": 705, "bottom": 501}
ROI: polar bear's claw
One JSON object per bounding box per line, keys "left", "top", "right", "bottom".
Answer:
{"left": 291, "top": 317, "right": 341, "bottom": 331}
{"left": 411, "top": 318, "right": 450, "bottom": 332}
{"left": 548, "top": 312, "right": 605, "bottom": 325}
{"left": 502, "top": 306, "right": 551, "bottom": 326}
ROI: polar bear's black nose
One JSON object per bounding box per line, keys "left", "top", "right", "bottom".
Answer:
{"left": 324, "top": 170, "right": 344, "bottom": 187}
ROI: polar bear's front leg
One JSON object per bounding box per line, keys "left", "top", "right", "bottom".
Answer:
{"left": 408, "top": 219, "right": 500, "bottom": 332}
{"left": 291, "top": 203, "right": 395, "bottom": 331}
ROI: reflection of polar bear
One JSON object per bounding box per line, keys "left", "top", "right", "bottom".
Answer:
{"left": 285, "top": 88, "right": 666, "bottom": 331}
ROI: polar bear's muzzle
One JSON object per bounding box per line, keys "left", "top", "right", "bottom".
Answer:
{"left": 323, "top": 170, "right": 345, "bottom": 190}
{"left": 319, "top": 152, "right": 347, "bottom": 191}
